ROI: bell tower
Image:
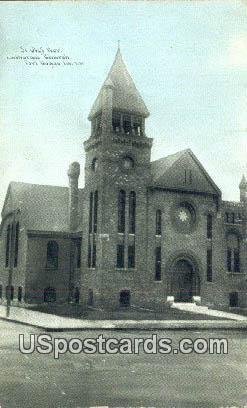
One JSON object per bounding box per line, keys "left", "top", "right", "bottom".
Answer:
{"left": 81, "top": 47, "right": 153, "bottom": 308}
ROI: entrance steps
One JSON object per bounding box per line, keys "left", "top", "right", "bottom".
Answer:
{"left": 171, "top": 302, "right": 247, "bottom": 321}
{"left": 172, "top": 302, "right": 209, "bottom": 314}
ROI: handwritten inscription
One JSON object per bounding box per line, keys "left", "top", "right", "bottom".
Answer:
{"left": 7, "top": 47, "right": 84, "bottom": 67}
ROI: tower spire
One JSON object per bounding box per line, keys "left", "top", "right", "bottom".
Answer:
{"left": 88, "top": 47, "right": 149, "bottom": 121}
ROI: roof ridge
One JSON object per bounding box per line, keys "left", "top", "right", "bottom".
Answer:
{"left": 151, "top": 148, "right": 189, "bottom": 165}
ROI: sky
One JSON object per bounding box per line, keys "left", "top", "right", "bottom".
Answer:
{"left": 0, "top": 0, "right": 247, "bottom": 214}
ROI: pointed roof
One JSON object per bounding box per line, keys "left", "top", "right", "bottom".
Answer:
{"left": 239, "top": 175, "right": 247, "bottom": 189}
{"left": 88, "top": 48, "right": 149, "bottom": 119}
{"left": 1, "top": 182, "right": 84, "bottom": 232}
{"left": 151, "top": 149, "right": 221, "bottom": 196}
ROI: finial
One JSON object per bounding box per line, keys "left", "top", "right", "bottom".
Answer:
{"left": 117, "top": 40, "right": 120, "bottom": 51}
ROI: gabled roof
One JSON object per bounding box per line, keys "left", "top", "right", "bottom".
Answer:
{"left": 88, "top": 48, "right": 149, "bottom": 119}
{"left": 151, "top": 150, "right": 187, "bottom": 182}
{"left": 151, "top": 149, "right": 221, "bottom": 196}
{"left": 1, "top": 182, "right": 84, "bottom": 232}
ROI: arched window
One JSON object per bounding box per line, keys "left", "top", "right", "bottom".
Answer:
{"left": 129, "top": 191, "right": 136, "bottom": 234}
{"left": 6, "top": 285, "right": 14, "bottom": 301}
{"left": 118, "top": 190, "right": 126, "bottom": 233}
{"left": 5, "top": 224, "right": 11, "bottom": 267}
{"left": 227, "top": 233, "right": 240, "bottom": 273}
{"left": 46, "top": 241, "right": 59, "bottom": 269}
{"left": 14, "top": 222, "right": 20, "bottom": 267}
{"left": 207, "top": 214, "right": 212, "bottom": 239}
{"left": 93, "top": 190, "right": 98, "bottom": 233}
{"left": 229, "top": 292, "right": 238, "bottom": 307}
{"left": 89, "top": 192, "right": 93, "bottom": 233}
{"left": 155, "top": 246, "right": 161, "bottom": 281}
{"left": 128, "top": 245, "right": 135, "bottom": 269}
{"left": 74, "top": 287, "right": 80, "bottom": 304}
{"left": 44, "top": 287, "right": 56, "bottom": 303}
{"left": 0, "top": 285, "right": 2, "bottom": 300}
{"left": 73, "top": 238, "right": 81, "bottom": 268}
{"left": 156, "top": 210, "right": 162, "bottom": 235}
{"left": 88, "top": 289, "right": 94, "bottom": 306}
{"left": 18, "top": 286, "right": 23, "bottom": 302}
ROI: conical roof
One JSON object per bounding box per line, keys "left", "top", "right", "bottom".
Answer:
{"left": 88, "top": 48, "right": 149, "bottom": 120}
{"left": 239, "top": 174, "right": 247, "bottom": 189}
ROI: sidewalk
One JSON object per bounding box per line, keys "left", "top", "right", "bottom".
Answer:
{"left": 0, "top": 305, "right": 247, "bottom": 331}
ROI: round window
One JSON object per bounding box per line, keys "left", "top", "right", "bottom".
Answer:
{"left": 172, "top": 202, "right": 196, "bottom": 233}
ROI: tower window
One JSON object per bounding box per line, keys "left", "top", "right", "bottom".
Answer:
{"left": 92, "top": 243, "right": 97, "bottom": 268}
{"left": 155, "top": 246, "right": 161, "bottom": 281}
{"left": 117, "top": 244, "right": 124, "bottom": 268}
{"left": 227, "top": 248, "right": 232, "bottom": 272}
{"left": 91, "top": 158, "right": 98, "bottom": 172}
{"left": 118, "top": 190, "right": 126, "bottom": 233}
{"left": 87, "top": 242, "right": 92, "bottom": 268}
{"left": 156, "top": 210, "right": 162, "bottom": 235}
{"left": 112, "top": 112, "right": 121, "bottom": 133}
{"left": 46, "top": 241, "right": 59, "bottom": 269}
{"left": 129, "top": 191, "right": 136, "bottom": 234}
{"left": 123, "top": 114, "right": 131, "bottom": 134}
{"left": 128, "top": 245, "right": 135, "bottom": 269}
{"left": 207, "top": 249, "right": 212, "bottom": 282}
{"left": 234, "top": 249, "right": 240, "bottom": 273}
{"left": 14, "top": 222, "right": 20, "bottom": 267}
{"left": 133, "top": 116, "right": 142, "bottom": 135}
{"left": 88, "top": 289, "right": 94, "bottom": 306}
{"left": 207, "top": 214, "right": 212, "bottom": 239}
{"left": 74, "top": 287, "right": 80, "bottom": 304}
{"left": 0, "top": 285, "right": 2, "bottom": 300}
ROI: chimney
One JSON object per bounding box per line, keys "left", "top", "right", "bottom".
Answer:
{"left": 67, "top": 162, "right": 80, "bottom": 231}
{"left": 239, "top": 175, "right": 247, "bottom": 202}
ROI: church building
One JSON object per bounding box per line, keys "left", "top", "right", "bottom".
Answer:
{"left": 0, "top": 48, "right": 246, "bottom": 311}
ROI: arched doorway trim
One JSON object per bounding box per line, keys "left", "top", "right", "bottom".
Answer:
{"left": 166, "top": 251, "right": 201, "bottom": 302}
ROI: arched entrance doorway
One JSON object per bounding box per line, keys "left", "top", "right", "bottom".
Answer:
{"left": 171, "top": 259, "right": 200, "bottom": 302}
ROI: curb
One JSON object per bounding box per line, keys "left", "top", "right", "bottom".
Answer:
{"left": 1, "top": 316, "right": 247, "bottom": 332}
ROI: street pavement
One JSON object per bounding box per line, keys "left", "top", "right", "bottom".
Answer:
{"left": 0, "top": 320, "right": 246, "bottom": 408}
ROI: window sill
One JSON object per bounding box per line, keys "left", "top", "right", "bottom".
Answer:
{"left": 155, "top": 234, "right": 161, "bottom": 238}
{"left": 44, "top": 267, "right": 58, "bottom": 271}
{"left": 116, "top": 268, "right": 136, "bottom": 271}
{"left": 226, "top": 272, "right": 245, "bottom": 275}
{"left": 154, "top": 280, "right": 162, "bottom": 283}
